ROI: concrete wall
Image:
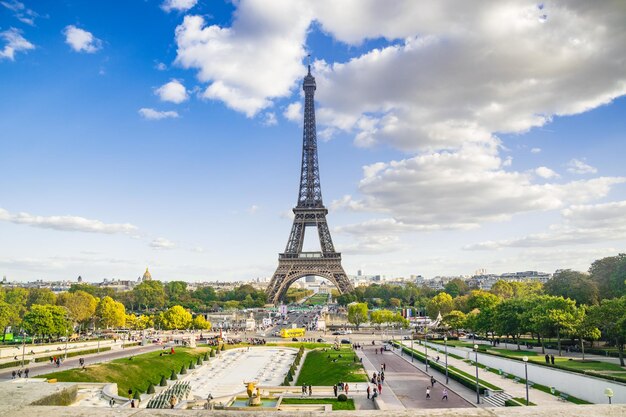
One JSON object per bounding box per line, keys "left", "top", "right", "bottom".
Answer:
{"left": 420, "top": 340, "right": 626, "bottom": 404}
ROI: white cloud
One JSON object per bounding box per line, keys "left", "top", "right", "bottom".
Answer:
{"left": 161, "top": 0, "right": 197, "bottom": 13}
{"left": 0, "top": 207, "right": 138, "bottom": 234}
{"left": 262, "top": 112, "right": 277, "bottom": 126}
{"left": 334, "top": 143, "right": 625, "bottom": 229}
{"left": 341, "top": 234, "right": 404, "bottom": 255}
{"left": 283, "top": 102, "right": 302, "bottom": 121}
{"left": 567, "top": 158, "right": 597, "bottom": 175}
{"left": 155, "top": 79, "right": 188, "bottom": 104}
{"left": 155, "top": 62, "right": 167, "bottom": 71}
{"left": 174, "top": 2, "right": 312, "bottom": 116}
{"left": 150, "top": 237, "right": 176, "bottom": 249}
{"left": 530, "top": 147, "right": 542, "bottom": 154}
{"left": 138, "top": 108, "right": 179, "bottom": 120}
{"left": 63, "top": 25, "right": 102, "bottom": 53}
{"left": 1, "top": 1, "right": 40, "bottom": 25}
{"left": 535, "top": 166, "right": 559, "bottom": 179}
{"left": 0, "top": 27, "right": 34, "bottom": 60}
{"left": 466, "top": 200, "right": 626, "bottom": 250}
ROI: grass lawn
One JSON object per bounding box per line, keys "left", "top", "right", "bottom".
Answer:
{"left": 296, "top": 348, "right": 367, "bottom": 386}
{"left": 40, "top": 347, "right": 209, "bottom": 397}
{"left": 280, "top": 398, "right": 355, "bottom": 410}
{"left": 489, "top": 348, "right": 538, "bottom": 357}
{"left": 266, "top": 342, "right": 331, "bottom": 350}
{"left": 305, "top": 294, "right": 329, "bottom": 306}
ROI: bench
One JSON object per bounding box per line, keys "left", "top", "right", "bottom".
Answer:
{"left": 502, "top": 372, "right": 508, "bottom": 378}
{"left": 558, "top": 393, "right": 569, "bottom": 402}
{"left": 484, "top": 367, "right": 490, "bottom": 372}
{"left": 513, "top": 377, "right": 520, "bottom": 383}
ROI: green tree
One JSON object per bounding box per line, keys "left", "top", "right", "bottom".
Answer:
{"left": 490, "top": 280, "right": 514, "bottom": 299}
{"left": 572, "top": 307, "right": 600, "bottom": 360}
{"left": 23, "top": 304, "right": 71, "bottom": 339}
{"left": 444, "top": 278, "right": 469, "bottom": 298}
{"left": 426, "top": 292, "right": 454, "bottom": 318}
{"left": 442, "top": 310, "right": 466, "bottom": 335}
{"left": 165, "top": 281, "right": 188, "bottom": 304}
{"left": 347, "top": 302, "right": 368, "bottom": 330}
{"left": 96, "top": 296, "right": 126, "bottom": 328}
{"left": 526, "top": 295, "right": 578, "bottom": 355}
{"left": 133, "top": 280, "right": 166, "bottom": 311}
{"left": 161, "top": 305, "right": 192, "bottom": 330}
{"left": 545, "top": 269, "right": 599, "bottom": 305}
{"left": 589, "top": 254, "right": 626, "bottom": 300}
{"left": 493, "top": 297, "right": 528, "bottom": 350}
{"left": 588, "top": 296, "right": 626, "bottom": 366}
{"left": 27, "top": 288, "right": 57, "bottom": 307}
{"left": 57, "top": 290, "right": 97, "bottom": 326}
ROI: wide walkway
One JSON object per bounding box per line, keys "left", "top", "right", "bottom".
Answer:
{"left": 358, "top": 346, "right": 472, "bottom": 409}
{"left": 397, "top": 341, "right": 568, "bottom": 407}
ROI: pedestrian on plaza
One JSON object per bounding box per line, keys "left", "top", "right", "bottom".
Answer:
{"left": 333, "top": 384, "right": 338, "bottom": 397}
{"left": 426, "top": 387, "right": 431, "bottom": 399}
{"left": 130, "top": 399, "right": 135, "bottom": 408}
{"left": 49, "top": 356, "right": 53, "bottom": 364}
{"left": 308, "top": 385, "right": 312, "bottom": 396}
{"left": 378, "top": 382, "right": 382, "bottom": 394}
{"left": 11, "top": 370, "right": 16, "bottom": 379}
{"left": 550, "top": 354, "right": 555, "bottom": 365}
{"left": 383, "top": 363, "right": 386, "bottom": 371}
{"left": 366, "top": 385, "right": 371, "bottom": 399}
{"left": 302, "top": 384, "right": 306, "bottom": 395}
{"left": 24, "top": 368, "right": 29, "bottom": 378}
{"left": 17, "top": 369, "right": 22, "bottom": 378}
{"left": 380, "top": 347, "right": 383, "bottom": 354}
{"left": 430, "top": 376, "right": 436, "bottom": 387}
{"left": 344, "top": 383, "right": 349, "bottom": 395}
{"left": 170, "top": 395, "right": 177, "bottom": 409}
{"left": 375, "top": 348, "right": 377, "bottom": 355}
{"left": 380, "top": 364, "right": 384, "bottom": 372}
{"left": 442, "top": 389, "right": 448, "bottom": 401}
{"left": 109, "top": 398, "right": 115, "bottom": 408}
{"left": 372, "top": 388, "right": 378, "bottom": 402}
{"left": 381, "top": 374, "right": 385, "bottom": 383}
{"left": 545, "top": 354, "right": 550, "bottom": 364}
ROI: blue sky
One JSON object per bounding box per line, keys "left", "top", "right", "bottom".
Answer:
{"left": 1, "top": 0, "right": 625, "bottom": 282}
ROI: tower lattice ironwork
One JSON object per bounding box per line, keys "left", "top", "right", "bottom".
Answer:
{"left": 266, "top": 65, "right": 354, "bottom": 305}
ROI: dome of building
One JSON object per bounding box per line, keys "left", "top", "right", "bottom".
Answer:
{"left": 142, "top": 267, "right": 152, "bottom": 281}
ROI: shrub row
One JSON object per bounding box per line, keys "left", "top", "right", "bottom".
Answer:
{"left": 122, "top": 342, "right": 141, "bottom": 348}
{"left": 34, "top": 346, "right": 112, "bottom": 362}
{"left": 283, "top": 346, "right": 305, "bottom": 385}
{"left": 0, "top": 360, "right": 23, "bottom": 369}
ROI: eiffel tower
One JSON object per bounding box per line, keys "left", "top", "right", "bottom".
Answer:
{"left": 266, "top": 65, "right": 354, "bottom": 305}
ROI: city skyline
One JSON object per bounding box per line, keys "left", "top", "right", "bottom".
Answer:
{"left": 1, "top": 1, "right": 626, "bottom": 282}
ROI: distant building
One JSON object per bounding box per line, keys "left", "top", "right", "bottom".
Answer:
{"left": 142, "top": 267, "right": 152, "bottom": 281}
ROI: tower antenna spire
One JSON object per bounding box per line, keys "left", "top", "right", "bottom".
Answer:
{"left": 307, "top": 53, "right": 311, "bottom": 73}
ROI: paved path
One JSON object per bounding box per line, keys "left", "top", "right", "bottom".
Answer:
{"left": 0, "top": 343, "right": 163, "bottom": 381}
{"left": 398, "top": 341, "right": 569, "bottom": 407}
{"left": 359, "top": 346, "right": 473, "bottom": 409}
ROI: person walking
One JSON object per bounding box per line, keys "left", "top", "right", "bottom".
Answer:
{"left": 344, "top": 383, "right": 349, "bottom": 395}
{"left": 442, "top": 388, "right": 448, "bottom": 401}
{"left": 308, "top": 385, "right": 312, "bottom": 396}
{"left": 383, "top": 363, "right": 386, "bottom": 371}
{"left": 333, "top": 384, "right": 337, "bottom": 397}
{"left": 11, "top": 370, "right": 16, "bottom": 379}
{"left": 381, "top": 374, "right": 385, "bottom": 383}
{"left": 17, "top": 369, "right": 22, "bottom": 378}
{"left": 550, "top": 354, "right": 555, "bottom": 365}
{"left": 24, "top": 368, "right": 29, "bottom": 378}
{"left": 366, "top": 385, "right": 371, "bottom": 399}
{"left": 378, "top": 382, "right": 382, "bottom": 394}
{"left": 109, "top": 398, "right": 115, "bottom": 408}
{"left": 170, "top": 395, "right": 177, "bottom": 409}
{"left": 426, "top": 387, "right": 431, "bottom": 399}
{"left": 430, "top": 376, "right": 436, "bottom": 387}
{"left": 372, "top": 387, "right": 378, "bottom": 402}
{"left": 545, "top": 354, "right": 550, "bottom": 364}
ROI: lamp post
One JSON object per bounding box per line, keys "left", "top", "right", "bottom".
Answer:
{"left": 473, "top": 344, "right": 480, "bottom": 404}
{"left": 444, "top": 336, "right": 449, "bottom": 384}
{"left": 425, "top": 332, "right": 429, "bottom": 372}
{"left": 605, "top": 388, "right": 614, "bottom": 404}
{"left": 411, "top": 335, "right": 414, "bottom": 362}
{"left": 523, "top": 356, "right": 529, "bottom": 406}
{"left": 21, "top": 330, "right": 27, "bottom": 367}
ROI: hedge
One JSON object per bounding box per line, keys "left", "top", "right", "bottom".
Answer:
{"left": 123, "top": 342, "right": 141, "bottom": 348}
{"left": 34, "top": 346, "right": 112, "bottom": 362}
{"left": 0, "top": 360, "right": 23, "bottom": 369}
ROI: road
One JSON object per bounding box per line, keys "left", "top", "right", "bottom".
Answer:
{"left": 0, "top": 343, "right": 164, "bottom": 381}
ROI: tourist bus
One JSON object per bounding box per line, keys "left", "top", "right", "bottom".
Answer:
{"left": 279, "top": 328, "right": 306, "bottom": 338}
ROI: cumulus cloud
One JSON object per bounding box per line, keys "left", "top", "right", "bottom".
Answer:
{"left": 262, "top": 112, "right": 277, "bottom": 126}
{"left": 535, "top": 166, "right": 559, "bottom": 179}
{"left": 530, "top": 147, "right": 542, "bottom": 154}
{"left": 333, "top": 143, "right": 625, "bottom": 228}
{"left": 138, "top": 108, "right": 179, "bottom": 120}
{"left": 0, "top": 27, "right": 34, "bottom": 60}
{"left": 466, "top": 200, "right": 626, "bottom": 250}
{"left": 567, "top": 158, "right": 597, "bottom": 175}
{"left": 155, "top": 79, "right": 188, "bottom": 104}
{"left": 64, "top": 25, "right": 102, "bottom": 53}
{"left": 151, "top": 237, "right": 176, "bottom": 249}
{"left": 174, "top": 1, "right": 312, "bottom": 116}
{"left": 161, "top": 0, "right": 197, "bottom": 13}
{"left": 283, "top": 102, "right": 302, "bottom": 121}
{"left": 0, "top": 207, "right": 138, "bottom": 234}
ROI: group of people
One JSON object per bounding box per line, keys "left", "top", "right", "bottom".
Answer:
{"left": 11, "top": 368, "right": 29, "bottom": 378}
{"left": 545, "top": 354, "right": 556, "bottom": 365}
{"left": 301, "top": 384, "right": 313, "bottom": 396}
{"left": 333, "top": 382, "right": 350, "bottom": 396}
{"left": 49, "top": 356, "right": 63, "bottom": 367}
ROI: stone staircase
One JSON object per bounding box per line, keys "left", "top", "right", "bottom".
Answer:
{"left": 483, "top": 391, "right": 514, "bottom": 407}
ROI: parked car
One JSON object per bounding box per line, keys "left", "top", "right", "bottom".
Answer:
{"left": 316, "top": 338, "right": 326, "bottom": 343}
{"left": 292, "top": 337, "right": 299, "bottom": 342}
{"left": 331, "top": 331, "right": 341, "bottom": 335}
{"left": 340, "top": 339, "right": 351, "bottom": 344}
{"left": 384, "top": 345, "right": 392, "bottom": 351}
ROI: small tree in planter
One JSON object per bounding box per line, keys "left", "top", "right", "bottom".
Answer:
{"left": 189, "top": 361, "right": 195, "bottom": 369}
{"left": 180, "top": 365, "right": 187, "bottom": 374}
{"left": 170, "top": 370, "right": 178, "bottom": 381}
{"left": 197, "top": 356, "right": 203, "bottom": 366}
{"left": 147, "top": 383, "right": 155, "bottom": 394}
{"left": 204, "top": 352, "right": 210, "bottom": 361}
{"left": 133, "top": 390, "right": 141, "bottom": 400}
{"left": 160, "top": 375, "right": 168, "bottom": 386}
{"left": 210, "top": 349, "right": 216, "bottom": 357}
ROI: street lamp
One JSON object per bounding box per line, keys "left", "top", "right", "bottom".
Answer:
{"left": 473, "top": 344, "right": 480, "bottom": 404}
{"left": 605, "top": 388, "right": 614, "bottom": 404}
{"left": 20, "top": 330, "right": 27, "bottom": 367}
{"left": 523, "top": 356, "right": 529, "bottom": 406}
{"left": 425, "top": 332, "right": 429, "bottom": 372}
{"left": 444, "top": 336, "right": 449, "bottom": 384}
